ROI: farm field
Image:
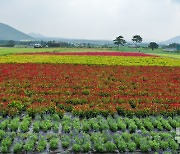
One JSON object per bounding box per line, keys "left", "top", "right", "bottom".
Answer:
{"left": 0, "top": 48, "right": 179, "bottom": 153}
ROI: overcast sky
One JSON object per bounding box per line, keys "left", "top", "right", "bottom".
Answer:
{"left": 0, "top": 0, "right": 180, "bottom": 41}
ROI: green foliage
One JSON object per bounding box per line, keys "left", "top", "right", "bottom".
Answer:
{"left": 127, "top": 142, "right": 136, "bottom": 152}
{"left": 72, "top": 144, "right": 81, "bottom": 152}
{"left": 33, "top": 121, "right": 41, "bottom": 132}
{"left": 37, "top": 137, "right": 47, "bottom": 152}
{"left": 24, "top": 140, "right": 34, "bottom": 152}
{"left": 0, "top": 130, "right": 5, "bottom": 140}
{"left": 61, "top": 134, "right": 71, "bottom": 148}
{"left": 50, "top": 137, "right": 59, "bottom": 149}
{"left": 118, "top": 140, "right": 127, "bottom": 152}
{"left": 105, "top": 141, "right": 116, "bottom": 152}
{"left": 14, "top": 142, "right": 23, "bottom": 153}
{"left": 8, "top": 117, "right": 20, "bottom": 131}
{"left": 40, "top": 120, "right": 52, "bottom": 132}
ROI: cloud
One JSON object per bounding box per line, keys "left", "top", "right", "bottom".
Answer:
{"left": 0, "top": 0, "right": 180, "bottom": 41}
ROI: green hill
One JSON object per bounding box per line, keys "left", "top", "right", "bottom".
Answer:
{"left": 0, "top": 23, "right": 34, "bottom": 41}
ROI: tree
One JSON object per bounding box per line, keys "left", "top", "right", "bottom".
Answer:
{"left": 113, "top": 36, "right": 126, "bottom": 49}
{"left": 132, "top": 35, "right": 143, "bottom": 48}
{"left": 148, "top": 42, "right": 159, "bottom": 50}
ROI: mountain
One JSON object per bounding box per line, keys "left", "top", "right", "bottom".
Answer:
{"left": 28, "top": 32, "right": 46, "bottom": 38}
{"left": 0, "top": 23, "right": 33, "bottom": 41}
{"left": 29, "top": 33, "right": 113, "bottom": 45}
{"left": 161, "top": 36, "right": 180, "bottom": 44}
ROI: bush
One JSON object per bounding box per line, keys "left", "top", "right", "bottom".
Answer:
{"left": 61, "top": 134, "right": 71, "bottom": 148}
{"left": 127, "top": 142, "right": 136, "bottom": 152}
{"left": 82, "top": 142, "right": 91, "bottom": 152}
{"left": 14, "top": 142, "right": 23, "bottom": 153}
{"left": 72, "top": 144, "right": 81, "bottom": 152}
{"left": 118, "top": 140, "right": 127, "bottom": 152}
{"left": 168, "top": 139, "right": 179, "bottom": 151}
{"left": 50, "top": 138, "right": 59, "bottom": 149}
{"left": 149, "top": 140, "right": 160, "bottom": 151}
{"left": 33, "top": 121, "right": 41, "bottom": 132}
{"left": 37, "top": 138, "right": 47, "bottom": 152}
{"left": 23, "top": 140, "right": 34, "bottom": 152}
{"left": 160, "top": 141, "right": 169, "bottom": 150}
{"left": 105, "top": 141, "right": 116, "bottom": 152}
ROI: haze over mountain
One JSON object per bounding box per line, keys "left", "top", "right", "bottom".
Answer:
{"left": 0, "top": 23, "right": 33, "bottom": 41}
{"left": 161, "top": 36, "right": 180, "bottom": 44}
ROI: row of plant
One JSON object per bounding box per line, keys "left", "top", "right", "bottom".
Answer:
{"left": 0, "top": 64, "right": 179, "bottom": 116}
{"left": 0, "top": 114, "right": 179, "bottom": 153}
{"left": 17, "top": 51, "right": 157, "bottom": 57}
{"left": 1, "top": 114, "right": 179, "bottom": 133}
{"left": 0, "top": 55, "right": 179, "bottom": 66}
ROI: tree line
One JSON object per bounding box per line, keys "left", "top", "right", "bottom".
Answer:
{"left": 113, "top": 35, "right": 159, "bottom": 50}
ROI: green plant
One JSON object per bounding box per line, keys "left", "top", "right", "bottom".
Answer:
{"left": 122, "top": 132, "right": 131, "bottom": 142}
{"left": 50, "top": 137, "right": 59, "bottom": 149}
{"left": 129, "top": 122, "right": 137, "bottom": 133}
{"left": 37, "top": 138, "right": 47, "bottom": 152}
{"left": 53, "top": 123, "right": 59, "bottom": 132}
{"left": 168, "top": 139, "right": 179, "bottom": 151}
{"left": 160, "top": 141, "right": 169, "bottom": 150}
{"left": 40, "top": 120, "right": 52, "bottom": 132}
{"left": 33, "top": 121, "right": 40, "bottom": 132}
{"left": 52, "top": 113, "right": 60, "bottom": 121}
{"left": 0, "top": 120, "right": 9, "bottom": 130}
{"left": 0, "top": 130, "right": 5, "bottom": 140}
{"left": 14, "top": 142, "right": 23, "bottom": 153}
{"left": 127, "top": 142, "right": 136, "bottom": 152}
{"left": 105, "top": 141, "right": 116, "bottom": 152}
{"left": 82, "top": 120, "right": 91, "bottom": 132}
{"left": 149, "top": 140, "right": 160, "bottom": 151}
{"left": 140, "top": 141, "right": 150, "bottom": 152}
{"left": 23, "top": 140, "right": 34, "bottom": 152}
{"left": 118, "top": 140, "right": 127, "bottom": 152}
{"left": 72, "top": 144, "right": 81, "bottom": 152}
{"left": 82, "top": 142, "right": 91, "bottom": 152}
{"left": 61, "top": 134, "right": 71, "bottom": 148}
{"left": 8, "top": 117, "right": 20, "bottom": 131}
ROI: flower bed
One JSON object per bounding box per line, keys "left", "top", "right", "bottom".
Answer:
{"left": 0, "top": 64, "right": 179, "bottom": 117}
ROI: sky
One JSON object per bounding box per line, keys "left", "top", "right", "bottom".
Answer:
{"left": 0, "top": 0, "right": 180, "bottom": 41}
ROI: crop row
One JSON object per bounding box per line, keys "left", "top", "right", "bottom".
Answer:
{"left": 0, "top": 114, "right": 179, "bottom": 153}
{"left": 0, "top": 55, "right": 180, "bottom": 66}
{"left": 17, "top": 51, "right": 157, "bottom": 57}
{"left": 0, "top": 64, "right": 179, "bottom": 116}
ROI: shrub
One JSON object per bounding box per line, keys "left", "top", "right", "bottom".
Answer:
{"left": 50, "top": 138, "right": 59, "bottom": 149}
{"left": 140, "top": 141, "right": 150, "bottom": 152}
{"left": 127, "top": 142, "right": 136, "bottom": 152}
{"left": 118, "top": 140, "right": 127, "bottom": 152}
{"left": 0, "top": 130, "right": 5, "bottom": 140}
{"left": 37, "top": 138, "right": 47, "bottom": 152}
{"left": 82, "top": 120, "right": 91, "bottom": 132}
{"left": 72, "top": 144, "right": 81, "bottom": 152}
{"left": 23, "top": 140, "right": 34, "bottom": 152}
{"left": 82, "top": 142, "right": 91, "bottom": 152}
{"left": 61, "top": 134, "right": 71, "bottom": 148}
{"left": 129, "top": 122, "right": 137, "bottom": 133}
{"left": 8, "top": 117, "right": 20, "bottom": 131}
{"left": 168, "top": 139, "right": 179, "bottom": 151}
{"left": 40, "top": 120, "right": 52, "bottom": 132}
{"left": 94, "top": 142, "right": 105, "bottom": 152}
{"left": 33, "top": 121, "right": 40, "bottom": 132}
{"left": 14, "top": 142, "right": 23, "bottom": 153}
{"left": 105, "top": 141, "right": 116, "bottom": 152}
{"left": 160, "top": 141, "right": 169, "bottom": 150}
{"left": 0, "top": 120, "right": 9, "bottom": 130}
{"left": 149, "top": 140, "right": 160, "bottom": 151}
{"left": 53, "top": 123, "right": 59, "bottom": 132}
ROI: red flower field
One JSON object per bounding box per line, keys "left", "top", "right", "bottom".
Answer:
{"left": 0, "top": 64, "right": 179, "bottom": 116}
{"left": 18, "top": 51, "right": 156, "bottom": 57}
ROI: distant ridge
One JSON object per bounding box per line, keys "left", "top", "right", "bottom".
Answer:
{"left": 0, "top": 23, "right": 34, "bottom": 41}
{"left": 161, "top": 35, "right": 180, "bottom": 44}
